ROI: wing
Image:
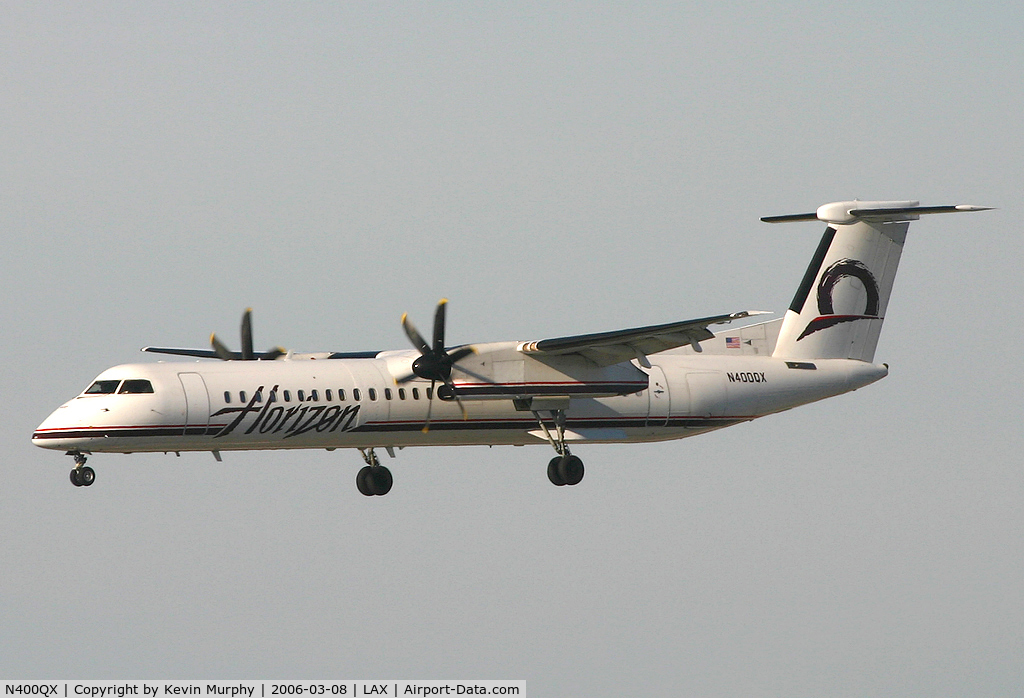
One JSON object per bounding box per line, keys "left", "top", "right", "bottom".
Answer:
{"left": 519, "top": 311, "right": 770, "bottom": 367}
{"left": 141, "top": 346, "right": 382, "bottom": 360}
{"left": 141, "top": 346, "right": 288, "bottom": 360}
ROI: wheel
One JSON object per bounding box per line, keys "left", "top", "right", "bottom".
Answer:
{"left": 356, "top": 466, "right": 374, "bottom": 496}
{"left": 369, "top": 466, "right": 393, "bottom": 496}
{"left": 70, "top": 468, "right": 83, "bottom": 487}
{"left": 558, "top": 455, "right": 584, "bottom": 486}
{"left": 78, "top": 466, "right": 96, "bottom": 486}
{"left": 547, "top": 457, "right": 566, "bottom": 486}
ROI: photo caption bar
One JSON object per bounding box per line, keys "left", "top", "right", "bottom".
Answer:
{"left": 1, "top": 682, "right": 524, "bottom": 698}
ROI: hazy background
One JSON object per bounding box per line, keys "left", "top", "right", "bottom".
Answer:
{"left": 2, "top": 2, "right": 1021, "bottom": 695}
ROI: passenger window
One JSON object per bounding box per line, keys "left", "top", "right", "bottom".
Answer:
{"left": 426, "top": 387, "right": 433, "bottom": 400}
{"left": 119, "top": 379, "right": 154, "bottom": 394}
{"left": 240, "top": 391, "right": 247, "bottom": 403}
{"left": 338, "top": 389, "right": 346, "bottom": 401}
{"left": 325, "top": 389, "right": 333, "bottom": 402}
{"left": 399, "top": 388, "right": 406, "bottom": 400}
{"left": 353, "top": 388, "right": 361, "bottom": 401}
{"left": 85, "top": 380, "right": 121, "bottom": 395}
{"left": 283, "top": 390, "right": 292, "bottom": 402}
{"left": 368, "top": 388, "right": 377, "bottom": 401}
{"left": 385, "top": 388, "right": 392, "bottom": 400}
{"left": 412, "top": 388, "right": 420, "bottom": 400}
{"left": 310, "top": 390, "right": 319, "bottom": 402}
{"left": 254, "top": 390, "right": 263, "bottom": 403}
{"left": 224, "top": 391, "right": 232, "bottom": 404}
{"left": 298, "top": 390, "right": 305, "bottom": 401}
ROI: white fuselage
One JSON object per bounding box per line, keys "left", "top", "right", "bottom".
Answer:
{"left": 32, "top": 346, "right": 887, "bottom": 456}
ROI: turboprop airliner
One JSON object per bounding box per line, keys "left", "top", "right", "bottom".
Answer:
{"left": 33, "top": 200, "right": 990, "bottom": 494}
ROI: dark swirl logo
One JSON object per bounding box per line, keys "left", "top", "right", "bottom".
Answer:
{"left": 797, "top": 258, "right": 881, "bottom": 341}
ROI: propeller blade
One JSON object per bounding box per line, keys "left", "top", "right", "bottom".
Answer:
{"left": 447, "top": 346, "right": 476, "bottom": 364}
{"left": 241, "top": 309, "right": 254, "bottom": 360}
{"left": 395, "top": 371, "right": 417, "bottom": 384}
{"left": 422, "top": 380, "right": 436, "bottom": 433}
{"left": 402, "top": 313, "right": 431, "bottom": 354}
{"left": 432, "top": 299, "right": 448, "bottom": 355}
{"left": 210, "top": 333, "right": 235, "bottom": 361}
{"left": 440, "top": 376, "right": 468, "bottom": 420}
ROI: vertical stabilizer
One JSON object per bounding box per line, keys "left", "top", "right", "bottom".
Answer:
{"left": 765, "top": 200, "right": 990, "bottom": 362}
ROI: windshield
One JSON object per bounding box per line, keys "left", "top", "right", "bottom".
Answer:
{"left": 84, "top": 380, "right": 121, "bottom": 395}
{"left": 82, "top": 378, "right": 156, "bottom": 395}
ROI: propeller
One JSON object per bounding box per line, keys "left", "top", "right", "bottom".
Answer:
{"left": 210, "top": 308, "right": 286, "bottom": 361}
{"left": 398, "top": 299, "right": 475, "bottom": 432}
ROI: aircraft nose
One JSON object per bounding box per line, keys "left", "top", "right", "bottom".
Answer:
{"left": 32, "top": 404, "right": 76, "bottom": 450}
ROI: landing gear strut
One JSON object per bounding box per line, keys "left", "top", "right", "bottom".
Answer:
{"left": 67, "top": 451, "right": 95, "bottom": 487}
{"left": 532, "top": 409, "right": 585, "bottom": 487}
{"left": 356, "top": 448, "right": 393, "bottom": 496}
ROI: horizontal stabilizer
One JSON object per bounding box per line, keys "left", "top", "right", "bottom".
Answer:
{"left": 763, "top": 200, "right": 992, "bottom": 225}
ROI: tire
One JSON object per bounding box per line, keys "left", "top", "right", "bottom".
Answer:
{"left": 70, "top": 469, "right": 83, "bottom": 487}
{"left": 369, "top": 466, "right": 393, "bottom": 496}
{"left": 558, "top": 456, "right": 584, "bottom": 486}
{"left": 547, "top": 457, "right": 566, "bottom": 486}
{"left": 79, "top": 466, "right": 96, "bottom": 486}
{"left": 356, "top": 466, "right": 375, "bottom": 496}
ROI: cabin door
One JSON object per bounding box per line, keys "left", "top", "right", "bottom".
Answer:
{"left": 178, "top": 372, "right": 211, "bottom": 436}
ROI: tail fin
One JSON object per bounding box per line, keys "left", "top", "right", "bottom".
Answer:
{"left": 766, "top": 200, "right": 991, "bottom": 361}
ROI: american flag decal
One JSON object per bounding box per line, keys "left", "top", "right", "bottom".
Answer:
{"left": 726, "top": 337, "right": 741, "bottom": 349}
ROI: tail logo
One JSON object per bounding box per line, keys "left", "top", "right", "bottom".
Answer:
{"left": 797, "top": 258, "right": 881, "bottom": 341}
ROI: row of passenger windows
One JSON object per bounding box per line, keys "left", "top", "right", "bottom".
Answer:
{"left": 223, "top": 386, "right": 433, "bottom": 405}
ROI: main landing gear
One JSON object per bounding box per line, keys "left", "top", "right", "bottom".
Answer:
{"left": 547, "top": 454, "right": 585, "bottom": 487}
{"left": 356, "top": 448, "right": 393, "bottom": 497}
{"left": 67, "top": 451, "right": 95, "bottom": 487}
{"left": 533, "top": 408, "right": 585, "bottom": 487}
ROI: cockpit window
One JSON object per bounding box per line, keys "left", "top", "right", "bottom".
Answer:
{"left": 119, "top": 379, "right": 155, "bottom": 394}
{"left": 84, "top": 380, "right": 121, "bottom": 395}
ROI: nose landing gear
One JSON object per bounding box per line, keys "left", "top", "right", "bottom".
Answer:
{"left": 67, "top": 451, "right": 95, "bottom": 487}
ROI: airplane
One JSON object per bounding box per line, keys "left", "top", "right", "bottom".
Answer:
{"left": 33, "top": 199, "right": 990, "bottom": 494}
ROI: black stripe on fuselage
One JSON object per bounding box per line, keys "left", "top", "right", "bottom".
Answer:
{"left": 451, "top": 382, "right": 646, "bottom": 398}
{"left": 33, "top": 425, "right": 227, "bottom": 440}
{"left": 33, "top": 416, "right": 748, "bottom": 441}
{"left": 354, "top": 416, "right": 747, "bottom": 432}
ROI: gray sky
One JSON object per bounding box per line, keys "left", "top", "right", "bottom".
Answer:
{"left": 2, "top": 2, "right": 1022, "bottom": 694}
